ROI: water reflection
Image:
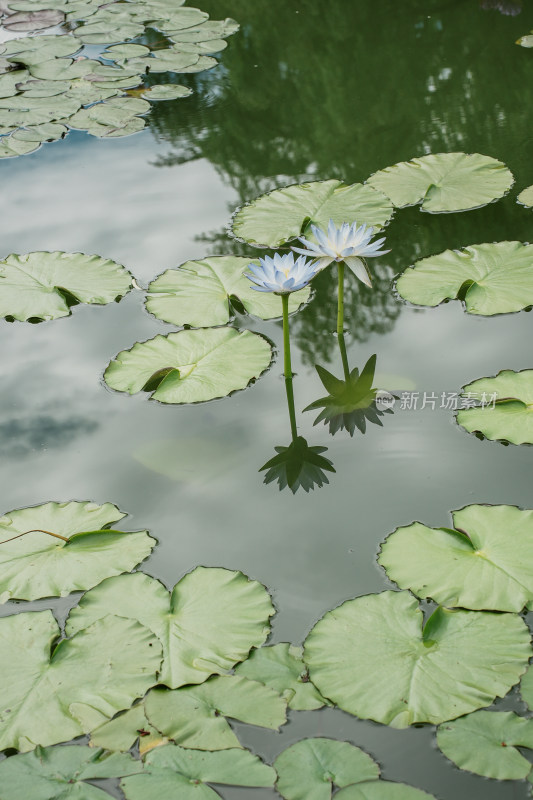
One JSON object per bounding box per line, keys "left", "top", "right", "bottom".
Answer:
{"left": 480, "top": 0, "right": 522, "bottom": 15}
{"left": 0, "top": 415, "right": 97, "bottom": 458}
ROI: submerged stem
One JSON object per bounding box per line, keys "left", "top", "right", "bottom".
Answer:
{"left": 0, "top": 529, "right": 69, "bottom": 544}
{"left": 338, "top": 333, "right": 350, "bottom": 381}
{"left": 337, "top": 261, "right": 345, "bottom": 336}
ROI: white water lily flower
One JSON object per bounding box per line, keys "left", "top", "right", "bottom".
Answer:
{"left": 292, "top": 219, "right": 390, "bottom": 287}
{"left": 245, "top": 252, "right": 321, "bottom": 294}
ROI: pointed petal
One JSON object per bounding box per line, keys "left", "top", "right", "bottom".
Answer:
{"left": 344, "top": 256, "right": 372, "bottom": 287}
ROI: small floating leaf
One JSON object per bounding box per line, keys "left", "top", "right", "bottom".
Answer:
{"left": 145, "top": 675, "right": 287, "bottom": 750}
{"left": 303, "top": 591, "right": 531, "bottom": 727}
{"left": 396, "top": 241, "right": 533, "bottom": 315}
{"left": 0, "top": 250, "right": 133, "bottom": 322}
{"left": 437, "top": 711, "right": 533, "bottom": 779}
{"left": 104, "top": 327, "right": 272, "bottom": 404}
{"left": 146, "top": 256, "right": 309, "bottom": 327}
{"left": 274, "top": 738, "right": 380, "bottom": 800}
{"left": 234, "top": 643, "right": 327, "bottom": 710}
{"left": 517, "top": 185, "right": 533, "bottom": 207}
{"left": 140, "top": 84, "right": 192, "bottom": 100}
{"left": 0, "top": 499, "right": 155, "bottom": 602}
{"left": 0, "top": 610, "right": 162, "bottom": 751}
{"left": 367, "top": 153, "right": 513, "bottom": 212}
{"left": 0, "top": 745, "right": 142, "bottom": 800}
{"left": 121, "top": 745, "right": 276, "bottom": 799}
{"left": 457, "top": 369, "right": 533, "bottom": 445}
{"left": 378, "top": 504, "right": 533, "bottom": 611}
{"left": 65, "top": 568, "right": 275, "bottom": 689}
{"left": 231, "top": 179, "right": 393, "bottom": 248}
{"left": 335, "top": 782, "right": 437, "bottom": 800}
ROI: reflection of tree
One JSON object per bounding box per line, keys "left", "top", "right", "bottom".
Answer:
{"left": 0, "top": 416, "right": 98, "bottom": 458}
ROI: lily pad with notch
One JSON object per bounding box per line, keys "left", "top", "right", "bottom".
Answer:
{"left": 90, "top": 703, "right": 168, "bottom": 756}
{"left": 457, "top": 369, "right": 533, "bottom": 445}
{"left": 104, "top": 327, "right": 273, "bottom": 404}
{"left": 335, "top": 782, "right": 437, "bottom": 800}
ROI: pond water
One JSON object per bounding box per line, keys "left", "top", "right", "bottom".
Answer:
{"left": 1, "top": 0, "right": 533, "bottom": 798}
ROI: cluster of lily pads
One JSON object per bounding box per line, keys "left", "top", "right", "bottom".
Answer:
{"left": 0, "top": 0, "right": 238, "bottom": 155}
{"left": 2, "top": 496, "right": 533, "bottom": 797}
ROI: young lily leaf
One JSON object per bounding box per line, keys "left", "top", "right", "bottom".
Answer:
{"left": 274, "top": 738, "right": 380, "bottom": 800}
{"left": 437, "top": 710, "right": 533, "bottom": 779}
{"left": 121, "top": 745, "right": 276, "bottom": 799}
{"left": 146, "top": 256, "right": 309, "bottom": 327}
{"left": 396, "top": 241, "right": 533, "bottom": 315}
{"left": 234, "top": 643, "right": 327, "bottom": 710}
{"left": 231, "top": 179, "right": 393, "bottom": 248}
{"left": 335, "top": 782, "right": 437, "bottom": 800}
{"left": 104, "top": 328, "right": 272, "bottom": 404}
{"left": 457, "top": 369, "right": 533, "bottom": 445}
{"left": 303, "top": 591, "right": 531, "bottom": 728}
{"left": 0, "top": 610, "right": 162, "bottom": 751}
{"left": 0, "top": 499, "right": 155, "bottom": 602}
{"left": 0, "top": 745, "right": 142, "bottom": 799}
{"left": 144, "top": 675, "right": 287, "bottom": 749}
{"left": 517, "top": 185, "right": 533, "bottom": 207}
{"left": 65, "top": 568, "right": 274, "bottom": 688}
{"left": 90, "top": 704, "right": 169, "bottom": 755}
{"left": 367, "top": 153, "right": 513, "bottom": 212}
{"left": 0, "top": 250, "right": 133, "bottom": 321}
{"left": 378, "top": 504, "right": 533, "bottom": 612}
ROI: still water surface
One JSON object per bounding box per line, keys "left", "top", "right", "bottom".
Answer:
{"left": 1, "top": 1, "right": 533, "bottom": 797}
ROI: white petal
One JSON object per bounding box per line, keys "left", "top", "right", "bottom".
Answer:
{"left": 344, "top": 256, "right": 372, "bottom": 287}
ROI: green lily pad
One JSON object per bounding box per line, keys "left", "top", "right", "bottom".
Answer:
{"left": 121, "top": 745, "right": 276, "bottom": 799}
{"left": 231, "top": 179, "right": 393, "bottom": 248}
{"left": 145, "top": 675, "right": 286, "bottom": 749}
{"left": 67, "top": 96, "right": 148, "bottom": 133}
{"left": 521, "top": 663, "right": 533, "bottom": 709}
{"left": 0, "top": 69, "right": 29, "bottom": 98}
{"left": 27, "top": 57, "right": 99, "bottom": 81}
{"left": 103, "top": 44, "right": 151, "bottom": 60}
{"left": 335, "top": 782, "right": 437, "bottom": 800}
{"left": 65, "top": 80, "right": 119, "bottom": 104}
{"left": 167, "top": 18, "right": 239, "bottom": 42}
{"left": 0, "top": 134, "right": 39, "bottom": 157}
{"left": 73, "top": 20, "right": 145, "bottom": 44}
{"left": 146, "top": 256, "right": 309, "bottom": 327}
{"left": 65, "top": 568, "right": 274, "bottom": 688}
{"left": 0, "top": 610, "right": 162, "bottom": 751}
{"left": 0, "top": 95, "right": 81, "bottom": 127}
{"left": 2, "top": 34, "right": 82, "bottom": 65}
{"left": 151, "top": 7, "right": 208, "bottom": 32}
{"left": 146, "top": 50, "right": 205, "bottom": 73}
{"left": 104, "top": 327, "right": 272, "bottom": 404}
{"left": 3, "top": 9, "right": 65, "bottom": 31}
{"left": 15, "top": 78, "right": 71, "bottom": 97}
{"left": 0, "top": 745, "right": 142, "bottom": 799}
{"left": 457, "top": 369, "right": 533, "bottom": 445}
{"left": 234, "top": 643, "right": 327, "bottom": 710}
{"left": 517, "top": 185, "right": 533, "bottom": 207}
{"left": 274, "top": 738, "right": 380, "bottom": 800}
{"left": 367, "top": 153, "right": 513, "bottom": 212}
{"left": 378, "top": 504, "right": 533, "bottom": 612}
{"left": 90, "top": 704, "right": 169, "bottom": 755}
{"left": 0, "top": 250, "right": 133, "bottom": 322}
{"left": 437, "top": 710, "right": 533, "bottom": 779}
{"left": 303, "top": 591, "right": 531, "bottom": 727}
{"left": 396, "top": 241, "right": 533, "bottom": 315}
{"left": 0, "top": 499, "right": 155, "bottom": 602}
{"left": 12, "top": 122, "right": 67, "bottom": 141}
{"left": 140, "top": 83, "right": 192, "bottom": 100}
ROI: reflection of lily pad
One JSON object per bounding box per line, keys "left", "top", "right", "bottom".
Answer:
{"left": 145, "top": 675, "right": 287, "bottom": 749}
{"left": 104, "top": 328, "right": 272, "bottom": 404}
{"left": 0, "top": 250, "right": 133, "bottom": 322}
{"left": 367, "top": 153, "right": 513, "bottom": 212}
{"left": 335, "top": 782, "right": 436, "bottom": 800}
{"left": 457, "top": 369, "right": 533, "bottom": 445}
{"left": 231, "top": 179, "right": 393, "bottom": 248}
{"left": 304, "top": 591, "right": 531, "bottom": 727}
{"left": 146, "top": 256, "right": 309, "bottom": 327}
{"left": 66, "top": 568, "right": 275, "bottom": 688}
{"left": 121, "top": 745, "right": 275, "bottom": 800}
{"left": 396, "top": 241, "right": 533, "bottom": 315}
{"left": 274, "top": 738, "right": 380, "bottom": 800}
{"left": 133, "top": 435, "right": 240, "bottom": 483}
{"left": 378, "top": 504, "right": 533, "bottom": 612}
{"left": 0, "top": 745, "right": 142, "bottom": 800}
{"left": 0, "top": 499, "right": 155, "bottom": 602}
{"left": 437, "top": 710, "right": 533, "bottom": 779}
{"left": 0, "top": 610, "right": 162, "bottom": 751}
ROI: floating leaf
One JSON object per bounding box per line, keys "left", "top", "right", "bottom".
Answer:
{"left": 437, "top": 710, "right": 533, "bottom": 779}
{"left": 0, "top": 134, "right": 39, "bottom": 157}
{"left": 121, "top": 745, "right": 276, "bottom": 799}
{"left": 167, "top": 18, "right": 239, "bottom": 42}
{"left": 146, "top": 256, "right": 309, "bottom": 327}
{"left": 73, "top": 20, "right": 144, "bottom": 44}
{"left": 2, "top": 34, "right": 82, "bottom": 65}
{"left": 396, "top": 241, "right": 533, "bottom": 315}
{"left": 152, "top": 7, "right": 208, "bottom": 32}
{"left": 335, "top": 782, "right": 437, "bottom": 800}
{"left": 67, "top": 96, "right": 148, "bottom": 136}
{"left": 234, "top": 644, "right": 327, "bottom": 710}
{"left": 12, "top": 121, "right": 67, "bottom": 141}
{"left": 457, "top": 369, "right": 533, "bottom": 445}
{"left": 91, "top": 704, "right": 168, "bottom": 755}
{"left": 3, "top": 9, "right": 65, "bottom": 31}
{"left": 517, "top": 185, "right": 533, "bottom": 207}
{"left": 0, "top": 69, "right": 29, "bottom": 98}
{"left": 0, "top": 499, "right": 155, "bottom": 602}
{"left": 378, "top": 504, "right": 533, "bottom": 612}
{"left": 274, "top": 738, "right": 380, "bottom": 800}
{"left": 0, "top": 94, "right": 81, "bottom": 127}
{"left": 145, "top": 675, "right": 286, "bottom": 750}
{"left": 521, "top": 663, "right": 533, "bottom": 709}
{"left": 104, "top": 327, "right": 272, "bottom": 404}
{"left": 0, "top": 250, "right": 133, "bottom": 322}
{"left": 103, "top": 43, "right": 150, "bottom": 60}
{"left": 66, "top": 568, "right": 274, "bottom": 688}
{"left": 0, "top": 745, "right": 142, "bottom": 799}
{"left": 231, "top": 179, "right": 393, "bottom": 248}
{"left": 0, "top": 610, "right": 162, "bottom": 751}
{"left": 367, "top": 153, "right": 513, "bottom": 212}
{"left": 304, "top": 591, "right": 531, "bottom": 727}
{"left": 140, "top": 84, "right": 192, "bottom": 100}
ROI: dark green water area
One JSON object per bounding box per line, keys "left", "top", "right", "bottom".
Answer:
{"left": 2, "top": 0, "right": 533, "bottom": 798}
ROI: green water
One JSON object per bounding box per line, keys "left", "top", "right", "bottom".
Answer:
{"left": 1, "top": 0, "right": 533, "bottom": 796}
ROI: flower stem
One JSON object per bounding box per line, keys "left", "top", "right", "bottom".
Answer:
{"left": 338, "top": 333, "right": 350, "bottom": 381}
{"left": 1, "top": 529, "right": 69, "bottom": 544}
{"left": 337, "top": 261, "right": 345, "bottom": 336}
{"left": 282, "top": 293, "right": 298, "bottom": 439}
